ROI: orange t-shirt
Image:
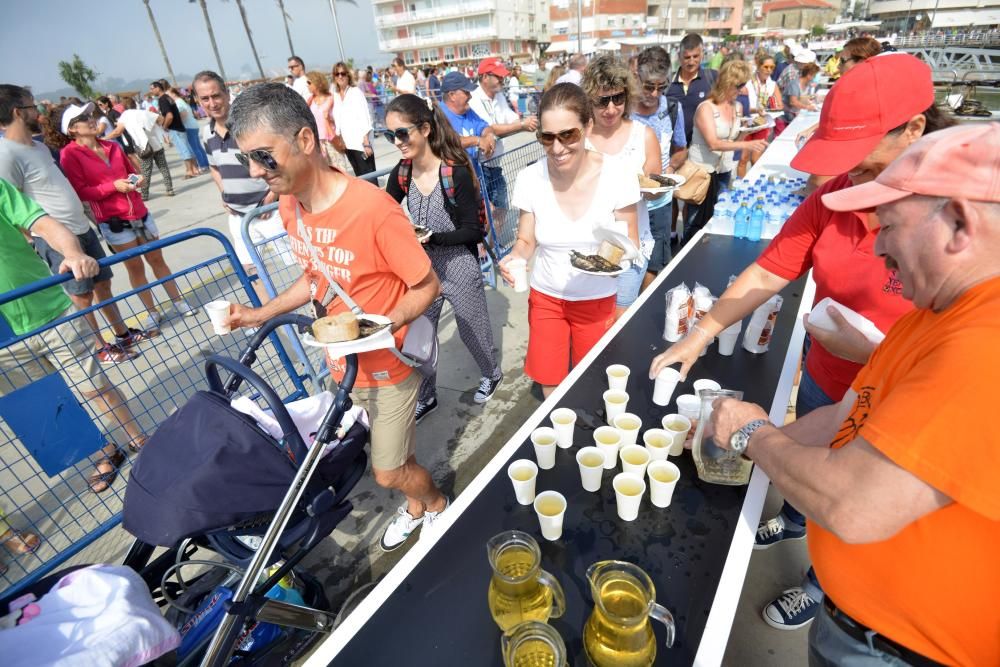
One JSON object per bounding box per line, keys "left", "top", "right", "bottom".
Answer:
{"left": 808, "top": 275, "right": 1000, "bottom": 666}
{"left": 279, "top": 177, "right": 432, "bottom": 388}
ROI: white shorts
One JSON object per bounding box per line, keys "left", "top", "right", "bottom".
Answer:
{"left": 227, "top": 212, "right": 290, "bottom": 267}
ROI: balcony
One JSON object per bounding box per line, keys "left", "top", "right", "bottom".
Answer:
{"left": 375, "top": 1, "right": 494, "bottom": 27}
{"left": 380, "top": 26, "right": 495, "bottom": 50}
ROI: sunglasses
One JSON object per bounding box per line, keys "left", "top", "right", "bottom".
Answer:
{"left": 334, "top": 71, "right": 349, "bottom": 77}
{"left": 536, "top": 127, "right": 583, "bottom": 147}
{"left": 641, "top": 81, "right": 668, "bottom": 94}
{"left": 839, "top": 56, "right": 857, "bottom": 66}
{"left": 383, "top": 124, "right": 420, "bottom": 144}
{"left": 235, "top": 148, "right": 279, "bottom": 171}
{"left": 592, "top": 92, "right": 626, "bottom": 108}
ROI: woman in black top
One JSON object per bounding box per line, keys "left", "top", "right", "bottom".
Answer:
{"left": 385, "top": 94, "right": 502, "bottom": 422}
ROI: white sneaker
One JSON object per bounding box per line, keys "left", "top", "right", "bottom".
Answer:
{"left": 173, "top": 298, "right": 197, "bottom": 317}
{"left": 419, "top": 497, "right": 452, "bottom": 544}
{"left": 379, "top": 504, "right": 423, "bottom": 552}
{"left": 142, "top": 311, "right": 162, "bottom": 333}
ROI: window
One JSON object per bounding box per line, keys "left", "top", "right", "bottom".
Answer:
{"left": 420, "top": 48, "right": 438, "bottom": 61}
{"left": 444, "top": 46, "right": 455, "bottom": 59}
{"left": 404, "top": 52, "right": 417, "bottom": 65}
{"left": 459, "top": 44, "right": 470, "bottom": 58}
{"left": 677, "top": 8, "right": 685, "bottom": 18}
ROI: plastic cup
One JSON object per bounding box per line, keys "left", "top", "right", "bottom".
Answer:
{"left": 576, "top": 446, "right": 606, "bottom": 492}
{"left": 619, "top": 445, "right": 651, "bottom": 478}
{"left": 652, "top": 367, "right": 681, "bottom": 406}
{"left": 606, "top": 364, "right": 630, "bottom": 392}
{"left": 693, "top": 379, "right": 721, "bottom": 396}
{"left": 533, "top": 491, "right": 567, "bottom": 541}
{"left": 603, "top": 389, "right": 629, "bottom": 424}
{"left": 612, "top": 413, "right": 642, "bottom": 446}
{"left": 550, "top": 408, "right": 577, "bottom": 449}
{"left": 676, "top": 394, "right": 700, "bottom": 422}
{"left": 642, "top": 428, "right": 672, "bottom": 461}
{"left": 660, "top": 414, "right": 692, "bottom": 456}
{"left": 531, "top": 427, "right": 558, "bottom": 470}
{"left": 593, "top": 426, "right": 622, "bottom": 470}
{"left": 507, "top": 258, "right": 528, "bottom": 293}
{"left": 205, "top": 300, "right": 231, "bottom": 335}
{"left": 613, "top": 473, "right": 646, "bottom": 522}
{"left": 718, "top": 323, "right": 742, "bottom": 356}
{"left": 647, "top": 460, "right": 681, "bottom": 508}
{"left": 507, "top": 459, "right": 538, "bottom": 506}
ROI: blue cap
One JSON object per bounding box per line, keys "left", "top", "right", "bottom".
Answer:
{"left": 440, "top": 71, "right": 476, "bottom": 94}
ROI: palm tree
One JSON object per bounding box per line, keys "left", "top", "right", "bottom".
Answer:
{"left": 276, "top": 0, "right": 295, "bottom": 56}
{"left": 191, "top": 0, "right": 227, "bottom": 80}
{"left": 142, "top": 0, "right": 178, "bottom": 85}
{"left": 233, "top": 0, "right": 265, "bottom": 79}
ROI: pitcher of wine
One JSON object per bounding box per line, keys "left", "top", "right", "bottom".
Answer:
{"left": 583, "top": 560, "right": 675, "bottom": 667}
{"left": 501, "top": 621, "right": 567, "bottom": 667}
{"left": 487, "top": 531, "right": 566, "bottom": 634}
{"left": 690, "top": 388, "right": 754, "bottom": 485}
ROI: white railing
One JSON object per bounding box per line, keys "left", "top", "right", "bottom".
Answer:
{"left": 375, "top": 1, "right": 494, "bottom": 27}
{"left": 891, "top": 30, "right": 1000, "bottom": 49}
{"left": 381, "top": 26, "right": 496, "bottom": 50}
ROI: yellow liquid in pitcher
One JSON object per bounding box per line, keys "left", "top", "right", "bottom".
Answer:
{"left": 489, "top": 546, "right": 555, "bottom": 633}
{"left": 509, "top": 638, "right": 559, "bottom": 667}
{"left": 584, "top": 576, "right": 657, "bottom": 667}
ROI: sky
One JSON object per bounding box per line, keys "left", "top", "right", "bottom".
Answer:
{"left": 0, "top": 0, "right": 388, "bottom": 98}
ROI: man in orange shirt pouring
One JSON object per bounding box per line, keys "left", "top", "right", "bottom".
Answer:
{"left": 224, "top": 83, "right": 450, "bottom": 552}
{"left": 710, "top": 122, "right": 1000, "bottom": 666}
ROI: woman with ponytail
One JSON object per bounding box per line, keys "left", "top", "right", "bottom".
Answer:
{"left": 384, "top": 94, "right": 502, "bottom": 422}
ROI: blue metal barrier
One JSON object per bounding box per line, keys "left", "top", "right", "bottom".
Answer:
{"left": 0, "top": 229, "right": 308, "bottom": 600}
{"left": 476, "top": 140, "right": 546, "bottom": 258}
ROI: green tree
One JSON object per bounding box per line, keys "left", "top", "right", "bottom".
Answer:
{"left": 58, "top": 54, "right": 100, "bottom": 99}
{"left": 811, "top": 24, "right": 827, "bottom": 37}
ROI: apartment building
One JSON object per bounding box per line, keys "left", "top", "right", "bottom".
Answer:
{"left": 547, "top": 0, "right": 648, "bottom": 45}
{"left": 867, "top": 0, "right": 1000, "bottom": 33}
{"left": 643, "top": 0, "right": 745, "bottom": 37}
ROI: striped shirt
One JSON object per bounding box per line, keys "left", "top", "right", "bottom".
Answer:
{"left": 200, "top": 119, "right": 270, "bottom": 213}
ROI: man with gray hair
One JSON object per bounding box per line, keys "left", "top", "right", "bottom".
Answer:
{"left": 556, "top": 53, "right": 587, "bottom": 86}
{"left": 224, "top": 83, "right": 450, "bottom": 552}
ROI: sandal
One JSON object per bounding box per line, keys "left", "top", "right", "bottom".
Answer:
{"left": 127, "top": 433, "right": 148, "bottom": 454}
{"left": 1, "top": 529, "right": 40, "bottom": 555}
{"left": 88, "top": 449, "right": 126, "bottom": 494}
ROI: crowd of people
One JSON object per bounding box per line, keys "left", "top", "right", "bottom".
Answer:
{"left": 0, "top": 26, "right": 997, "bottom": 666}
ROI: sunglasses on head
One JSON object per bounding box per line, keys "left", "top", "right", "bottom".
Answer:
{"left": 536, "top": 127, "right": 583, "bottom": 147}
{"left": 641, "top": 81, "right": 668, "bottom": 94}
{"left": 235, "top": 148, "right": 279, "bottom": 171}
{"left": 383, "top": 124, "right": 420, "bottom": 144}
{"left": 592, "top": 92, "right": 626, "bottom": 108}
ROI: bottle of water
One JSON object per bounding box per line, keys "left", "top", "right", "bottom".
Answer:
{"left": 734, "top": 200, "right": 750, "bottom": 239}
{"left": 748, "top": 198, "right": 765, "bottom": 242}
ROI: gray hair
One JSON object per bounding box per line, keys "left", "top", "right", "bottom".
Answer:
{"left": 192, "top": 70, "right": 228, "bottom": 95}
{"left": 637, "top": 46, "right": 670, "bottom": 81}
{"left": 229, "top": 82, "right": 318, "bottom": 143}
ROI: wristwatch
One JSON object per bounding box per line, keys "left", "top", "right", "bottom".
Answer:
{"left": 730, "top": 419, "right": 769, "bottom": 455}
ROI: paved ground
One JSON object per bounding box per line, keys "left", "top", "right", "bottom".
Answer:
{"left": 22, "top": 129, "right": 814, "bottom": 664}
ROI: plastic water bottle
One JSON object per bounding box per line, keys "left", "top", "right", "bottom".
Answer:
{"left": 734, "top": 201, "right": 750, "bottom": 239}
{"left": 748, "top": 198, "right": 765, "bottom": 242}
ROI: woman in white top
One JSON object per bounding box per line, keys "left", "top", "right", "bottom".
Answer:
{"left": 738, "top": 52, "right": 784, "bottom": 177}
{"left": 331, "top": 62, "right": 376, "bottom": 176}
{"left": 499, "top": 83, "right": 640, "bottom": 397}
{"left": 685, "top": 59, "right": 768, "bottom": 240}
{"left": 582, "top": 54, "right": 661, "bottom": 317}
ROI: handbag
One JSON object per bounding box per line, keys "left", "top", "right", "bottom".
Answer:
{"left": 294, "top": 205, "right": 438, "bottom": 377}
{"left": 672, "top": 160, "right": 711, "bottom": 205}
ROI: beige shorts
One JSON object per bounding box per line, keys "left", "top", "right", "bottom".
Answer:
{"left": 0, "top": 309, "right": 109, "bottom": 395}
{"left": 345, "top": 371, "right": 419, "bottom": 472}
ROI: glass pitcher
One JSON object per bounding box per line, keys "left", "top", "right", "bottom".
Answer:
{"left": 501, "top": 621, "right": 567, "bottom": 667}
{"left": 583, "top": 560, "right": 675, "bottom": 667}
{"left": 487, "top": 530, "right": 566, "bottom": 634}
{"left": 690, "top": 388, "right": 754, "bottom": 486}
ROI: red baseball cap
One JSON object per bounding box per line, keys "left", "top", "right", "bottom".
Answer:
{"left": 823, "top": 122, "right": 1000, "bottom": 212}
{"left": 477, "top": 57, "right": 510, "bottom": 78}
{"left": 791, "top": 53, "right": 935, "bottom": 176}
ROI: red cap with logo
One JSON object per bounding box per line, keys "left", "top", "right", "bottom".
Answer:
{"left": 477, "top": 57, "right": 510, "bottom": 78}
{"left": 791, "top": 53, "right": 935, "bottom": 176}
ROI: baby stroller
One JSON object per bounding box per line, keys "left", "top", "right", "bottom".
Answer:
{"left": 121, "top": 314, "right": 369, "bottom": 666}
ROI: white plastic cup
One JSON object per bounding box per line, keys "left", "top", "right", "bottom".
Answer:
{"left": 606, "top": 364, "right": 630, "bottom": 392}
{"left": 593, "top": 426, "right": 622, "bottom": 470}
{"left": 603, "top": 389, "right": 629, "bottom": 424}
{"left": 507, "top": 459, "right": 538, "bottom": 506}
{"left": 550, "top": 408, "right": 577, "bottom": 449}
{"left": 642, "top": 428, "right": 672, "bottom": 461}
{"left": 718, "top": 323, "right": 742, "bottom": 356}
{"left": 507, "top": 258, "right": 528, "bottom": 293}
{"left": 533, "top": 491, "right": 567, "bottom": 541}
{"left": 676, "top": 394, "right": 701, "bottom": 422}
{"left": 620, "top": 445, "right": 651, "bottom": 478}
{"left": 693, "top": 379, "right": 722, "bottom": 396}
{"left": 660, "top": 414, "right": 692, "bottom": 456}
{"left": 613, "top": 473, "right": 646, "bottom": 522}
{"left": 647, "top": 460, "right": 681, "bottom": 508}
{"left": 576, "top": 446, "right": 606, "bottom": 492}
{"left": 531, "top": 427, "right": 558, "bottom": 470}
{"left": 652, "top": 367, "right": 681, "bottom": 406}
{"left": 612, "top": 413, "right": 642, "bottom": 446}
{"left": 205, "top": 300, "right": 231, "bottom": 335}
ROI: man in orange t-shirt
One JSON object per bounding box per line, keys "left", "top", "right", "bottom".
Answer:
{"left": 225, "top": 83, "right": 451, "bottom": 552}
{"left": 710, "top": 123, "right": 1000, "bottom": 666}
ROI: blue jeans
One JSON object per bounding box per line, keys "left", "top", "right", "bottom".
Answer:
{"left": 186, "top": 128, "right": 210, "bottom": 169}
{"left": 808, "top": 606, "right": 911, "bottom": 667}
{"left": 647, "top": 202, "right": 673, "bottom": 273}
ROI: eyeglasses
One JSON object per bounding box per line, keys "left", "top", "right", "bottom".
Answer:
{"left": 736, "top": 81, "right": 748, "bottom": 89}
{"left": 235, "top": 148, "right": 279, "bottom": 171}
{"left": 839, "top": 56, "right": 857, "bottom": 67}
{"left": 592, "top": 92, "right": 626, "bottom": 108}
{"left": 641, "top": 81, "right": 668, "bottom": 95}
{"left": 536, "top": 127, "right": 583, "bottom": 147}
{"left": 760, "top": 64, "right": 775, "bottom": 71}
{"left": 382, "top": 124, "right": 420, "bottom": 144}
{"left": 334, "top": 71, "right": 349, "bottom": 77}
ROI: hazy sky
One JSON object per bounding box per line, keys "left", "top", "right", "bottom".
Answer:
{"left": 0, "top": 0, "right": 387, "bottom": 96}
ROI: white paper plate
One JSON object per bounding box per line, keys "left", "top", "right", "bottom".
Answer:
{"left": 593, "top": 227, "right": 640, "bottom": 261}
{"left": 740, "top": 116, "right": 776, "bottom": 131}
{"left": 639, "top": 173, "right": 687, "bottom": 195}
{"left": 301, "top": 314, "right": 396, "bottom": 355}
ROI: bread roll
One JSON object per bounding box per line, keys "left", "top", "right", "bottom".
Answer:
{"left": 597, "top": 240, "right": 625, "bottom": 265}
{"left": 312, "top": 312, "right": 360, "bottom": 343}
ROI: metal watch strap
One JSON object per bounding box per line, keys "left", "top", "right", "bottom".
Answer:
{"left": 732, "top": 419, "right": 769, "bottom": 453}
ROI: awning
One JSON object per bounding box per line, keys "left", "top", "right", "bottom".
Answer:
{"left": 824, "top": 20, "right": 881, "bottom": 33}
{"left": 544, "top": 38, "right": 597, "bottom": 54}
{"left": 596, "top": 39, "right": 621, "bottom": 51}
{"left": 931, "top": 9, "right": 1000, "bottom": 28}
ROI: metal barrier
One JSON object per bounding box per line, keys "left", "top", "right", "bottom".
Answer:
{"left": 0, "top": 229, "right": 308, "bottom": 600}
{"left": 477, "top": 140, "right": 546, "bottom": 258}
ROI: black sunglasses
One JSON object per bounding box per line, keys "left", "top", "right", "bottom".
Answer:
{"left": 536, "top": 127, "right": 583, "bottom": 147}
{"left": 235, "top": 148, "right": 279, "bottom": 171}
{"left": 334, "top": 71, "right": 349, "bottom": 77}
{"left": 839, "top": 56, "right": 857, "bottom": 67}
{"left": 641, "top": 81, "right": 668, "bottom": 94}
{"left": 383, "top": 124, "right": 420, "bottom": 144}
{"left": 592, "top": 92, "right": 626, "bottom": 108}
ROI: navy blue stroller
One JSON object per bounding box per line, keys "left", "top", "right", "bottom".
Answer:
{"left": 121, "top": 314, "right": 369, "bottom": 665}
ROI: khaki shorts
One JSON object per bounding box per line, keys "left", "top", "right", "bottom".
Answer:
{"left": 345, "top": 371, "right": 419, "bottom": 471}
{"left": 0, "top": 308, "right": 110, "bottom": 395}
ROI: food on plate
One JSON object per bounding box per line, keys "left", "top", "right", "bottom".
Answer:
{"left": 311, "top": 312, "right": 360, "bottom": 343}
{"left": 753, "top": 115, "right": 768, "bottom": 126}
{"left": 570, "top": 250, "right": 621, "bottom": 273}
{"left": 597, "top": 240, "right": 625, "bottom": 265}
{"left": 638, "top": 174, "right": 660, "bottom": 188}
{"left": 357, "top": 318, "right": 391, "bottom": 338}
{"left": 648, "top": 173, "right": 681, "bottom": 188}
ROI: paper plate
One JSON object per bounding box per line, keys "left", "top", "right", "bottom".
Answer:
{"left": 301, "top": 314, "right": 396, "bottom": 355}
{"left": 639, "top": 173, "right": 687, "bottom": 195}
{"left": 593, "top": 227, "right": 640, "bottom": 261}
{"left": 740, "top": 116, "right": 775, "bottom": 131}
